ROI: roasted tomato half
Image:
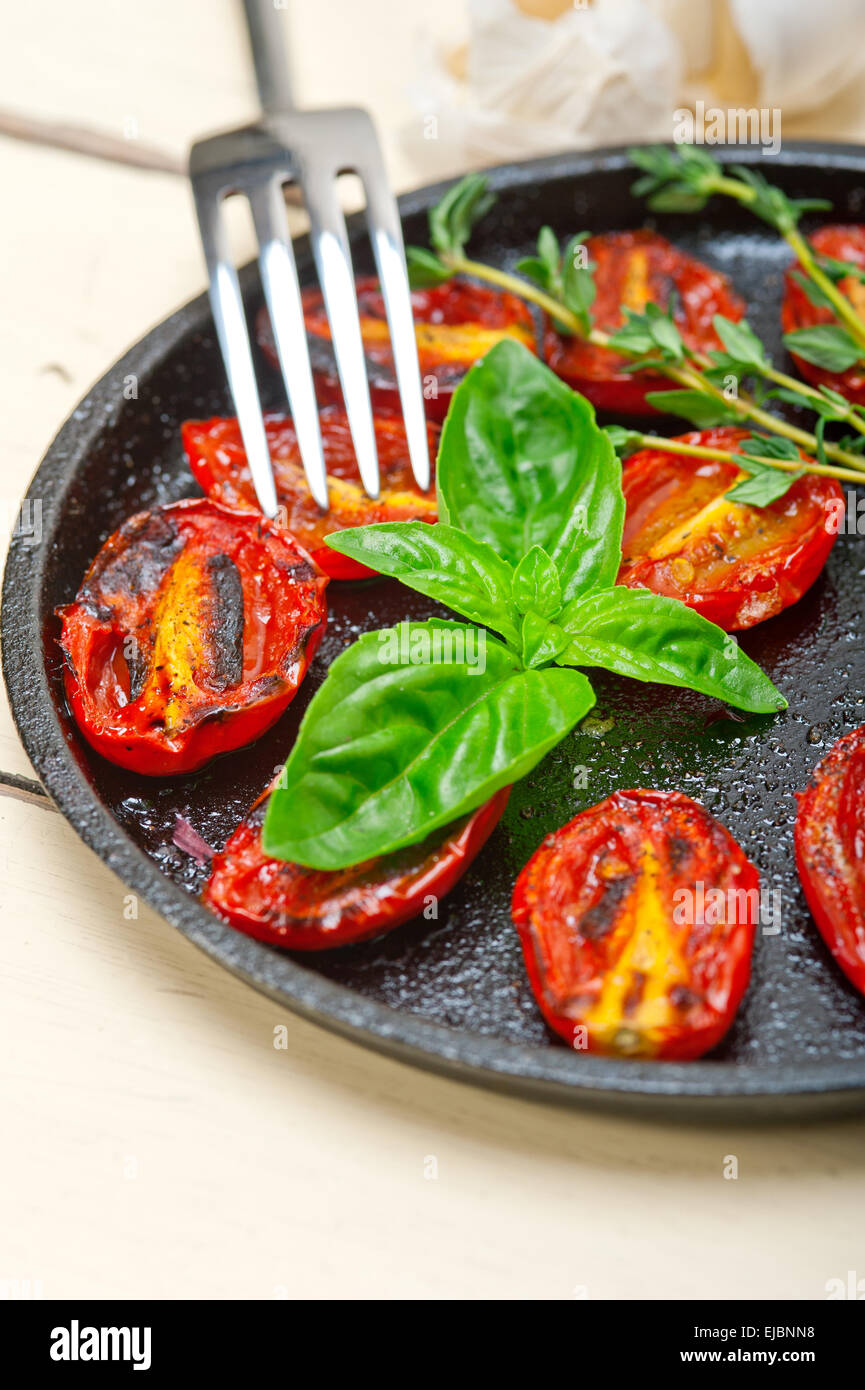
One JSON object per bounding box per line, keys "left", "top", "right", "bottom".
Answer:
{"left": 618, "top": 426, "right": 843, "bottom": 630}
{"left": 204, "top": 786, "right": 510, "bottom": 950}
{"left": 182, "top": 407, "right": 439, "bottom": 580}
{"left": 512, "top": 789, "right": 759, "bottom": 1060}
{"left": 57, "top": 499, "right": 327, "bottom": 776}
{"left": 256, "top": 277, "right": 535, "bottom": 423}
{"left": 795, "top": 726, "right": 865, "bottom": 996}
{"left": 543, "top": 230, "right": 745, "bottom": 414}
{"left": 782, "top": 224, "right": 865, "bottom": 405}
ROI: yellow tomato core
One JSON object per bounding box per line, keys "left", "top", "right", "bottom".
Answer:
{"left": 584, "top": 844, "right": 691, "bottom": 1056}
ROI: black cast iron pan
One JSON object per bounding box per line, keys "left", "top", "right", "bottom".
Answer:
{"left": 6, "top": 142, "right": 865, "bottom": 1118}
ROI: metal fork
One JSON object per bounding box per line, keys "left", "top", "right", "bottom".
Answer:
{"left": 188, "top": 0, "right": 430, "bottom": 517}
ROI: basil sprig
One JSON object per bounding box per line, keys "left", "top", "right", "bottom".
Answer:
{"left": 435, "top": 338, "right": 624, "bottom": 599}
{"left": 263, "top": 341, "right": 786, "bottom": 869}
{"left": 262, "top": 620, "right": 593, "bottom": 870}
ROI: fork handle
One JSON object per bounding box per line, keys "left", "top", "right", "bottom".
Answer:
{"left": 241, "top": 0, "right": 296, "bottom": 116}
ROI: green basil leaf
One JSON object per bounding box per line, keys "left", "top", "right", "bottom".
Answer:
{"left": 783, "top": 324, "right": 863, "bottom": 372}
{"left": 510, "top": 546, "right": 562, "bottom": 618}
{"left": 644, "top": 389, "right": 740, "bottom": 428}
{"left": 262, "top": 620, "right": 596, "bottom": 868}
{"left": 520, "top": 612, "right": 570, "bottom": 669}
{"left": 406, "top": 246, "right": 452, "bottom": 289}
{"left": 557, "top": 587, "right": 786, "bottom": 714}
{"left": 326, "top": 521, "right": 522, "bottom": 648}
{"left": 712, "top": 315, "right": 769, "bottom": 369}
{"left": 437, "top": 338, "right": 623, "bottom": 601}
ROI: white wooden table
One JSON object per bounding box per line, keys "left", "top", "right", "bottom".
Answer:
{"left": 2, "top": 1, "right": 864, "bottom": 1301}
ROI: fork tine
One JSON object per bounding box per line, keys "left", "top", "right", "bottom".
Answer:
{"left": 250, "top": 176, "right": 329, "bottom": 511}
{"left": 192, "top": 190, "right": 279, "bottom": 518}
{"left": 363, "top": 165, "right": 431, "bottom": 493}
{"left": 302, "top": 169, "right": 380, "bottom": 499}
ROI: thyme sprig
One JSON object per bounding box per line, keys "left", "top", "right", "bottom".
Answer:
{"left": 405, "top": 172, "right": 865, "bottom": 503}
{"left": 628, "top": 145, "right": 865, "bottom": 358}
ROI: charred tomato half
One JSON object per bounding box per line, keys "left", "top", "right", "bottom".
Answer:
{"left": 618, "top": 426, "right": 842, "bottom": 630}
{"left": 57, "top": 498, "right": 327, "bottom": 775}
{"left": 512, "top": 789, "right": 759, "bottom": 1060}
{"left": 782, "top": 224, "right": 865, "bottom": 405}
{"left": 795, "top": 725, "right": 865, "bottom": 997}
{"left": 256, "top": 276, "right": 535, "bottom": 423}
{"left": 182, "top": 406, "right": 439, "bottom": 580}
{"left": 204, "top": 786, "right": 510, "bottom": 950}
{"left": 543, "top": 230, "right": 745, "bottom": 413}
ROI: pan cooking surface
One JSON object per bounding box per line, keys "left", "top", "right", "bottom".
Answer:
{"left": 6, "top": 144, "right": 865, "bottom": 1114}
